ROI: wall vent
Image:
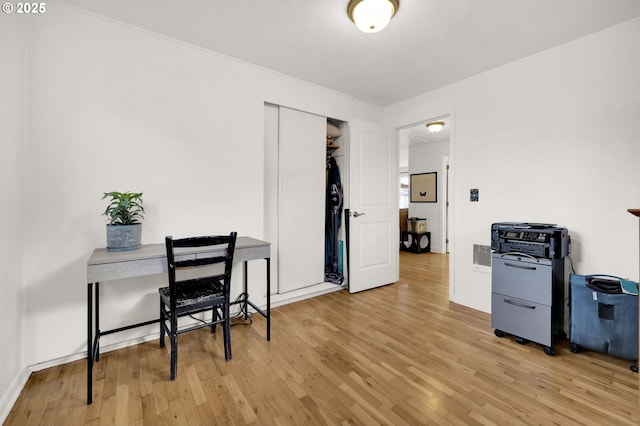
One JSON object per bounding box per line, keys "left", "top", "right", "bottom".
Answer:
{"left": 472, "top": 243, "right": 492, "bottom": 273}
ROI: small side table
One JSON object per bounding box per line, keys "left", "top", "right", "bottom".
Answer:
{"left": 401, "top": 231, "right": 431, "bottom": 254}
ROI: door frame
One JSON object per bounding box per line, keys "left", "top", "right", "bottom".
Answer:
{"left": 395, "top": 112, "right": 456, "bottom": 301}
{"left": 442, "top": 155, "right": 450, "bottom": 253}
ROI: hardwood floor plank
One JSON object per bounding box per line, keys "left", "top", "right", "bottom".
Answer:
{"left": 113, "top": 384, "right": 128, "bottom": 426}
{"left": 184, "top": 366, "right": 206, "bottom": 406}
{"left": 218, "top": 374, "right": 257, "bottom": 424}
{"left": 5, "top": 252, "right": 638, "bottom": 425}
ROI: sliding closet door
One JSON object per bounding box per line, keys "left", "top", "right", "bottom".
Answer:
{"left": 278, "top": 107, "right": 326, "bottom": 293}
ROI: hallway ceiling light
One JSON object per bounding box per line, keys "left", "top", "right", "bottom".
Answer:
{"left": 347, "top": 0, "right": 399, "bottom": 34}
{"left": 426, "top": 121, "right": 445, "bottom": 132}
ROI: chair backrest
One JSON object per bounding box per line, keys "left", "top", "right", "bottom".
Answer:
{"left": 165, "top": 232, "right": 238, "bottom": 308}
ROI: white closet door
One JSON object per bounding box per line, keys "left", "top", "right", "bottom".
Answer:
{"left": 278, "top": 107, "right": 326, "bottom": 293}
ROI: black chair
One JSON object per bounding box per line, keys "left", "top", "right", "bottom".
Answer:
{"left": 159, "top": 232, "right": 237, "bottom": 380}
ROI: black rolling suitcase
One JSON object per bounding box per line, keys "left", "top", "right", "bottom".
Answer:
{"left": 569, "top": 274, "right": 638, "bottom": 371}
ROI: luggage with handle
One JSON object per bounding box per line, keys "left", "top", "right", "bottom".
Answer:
{"left": 569, "top": 274, "right": 638, "bottom": 372}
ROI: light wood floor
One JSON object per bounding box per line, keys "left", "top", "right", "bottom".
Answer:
{"left": 5, "top": 252, "right": 639, "bottom": 425}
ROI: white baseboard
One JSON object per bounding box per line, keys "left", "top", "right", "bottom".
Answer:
{"left": 27, "top": 330, "right": 163, "bottom": 374}
{"left": 271, "top": 281, "right": 345, "bottom": 307}
{"left": 0, "top": 367, "right": 30, "bottom": 425}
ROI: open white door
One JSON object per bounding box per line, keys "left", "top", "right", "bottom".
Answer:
{"left": 348, "top": 119, "right": 398, "bottom": 293}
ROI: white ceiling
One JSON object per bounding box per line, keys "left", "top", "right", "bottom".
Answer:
{"left": 56, "top": 0, "right": 640, "bottom": 107}
{"left": 398, "top": 115, "right": 451, "bottom": 170}
{"left": 400, "top": 118, "right": 451, "bottom": 145}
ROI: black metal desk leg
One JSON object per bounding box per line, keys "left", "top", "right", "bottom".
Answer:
{"left": 243, "top": 261, "right": 249, "bottom": 320}
{"left": 266, "top": 258, "right": 271, "bottom": 341}
{"left": 95, "top": 282, "right": 100, "bottom": 361}
{"left": 87, "top": 282, "right": 93, "bottom": 405}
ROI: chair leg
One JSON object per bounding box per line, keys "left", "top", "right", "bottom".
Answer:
{"left": 223, "top": 302, "right": 232, "bottom": 361}
{"left": 211, "top": 306, "right": 218, "bottom": 334}
{"left": 159, "top": 300, "right": 165, "bottom": 348}
{"left": 170, "top": 312, "right": 178, "bottom": 380}
{"left": 170, "top": 335, "right": 177, "bottom": 380}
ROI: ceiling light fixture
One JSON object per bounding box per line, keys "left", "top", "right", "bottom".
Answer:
{"left": 426, "top": 121, "right": 445, "bottom": 132}
{"left": 347, "top": 0, "right": 399, "bottom": 34}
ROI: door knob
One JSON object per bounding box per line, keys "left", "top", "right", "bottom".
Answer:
{"left": 353, "top": 211, "right": 365, "bottom": 217}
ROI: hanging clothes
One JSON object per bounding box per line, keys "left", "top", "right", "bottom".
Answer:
{"left": 325, "top": 155, "right": 343, "bottom": 283}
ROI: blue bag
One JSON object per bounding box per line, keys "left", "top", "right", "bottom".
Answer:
{"left": 569, "top": 274, "right": 638, "bottom": 362}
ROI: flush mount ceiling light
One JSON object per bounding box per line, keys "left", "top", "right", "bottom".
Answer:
{"left": 426, "top": 121, "right": 445, "bottom": 132}
{"left": 347, "top": 0, "right": 399, "bottom": 33}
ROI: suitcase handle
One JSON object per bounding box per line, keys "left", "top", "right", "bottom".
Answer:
{"left": 571, "top": 273, "right": 638, "bottom": 295}
{"left": 586, "top": 275, "right": 623, "bottom": 294}
{"left": 504, "top": 298, "right": 536, "bottom": 309}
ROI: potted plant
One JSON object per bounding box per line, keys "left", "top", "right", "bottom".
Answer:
{"left": 102, "top": 191, "right": 145, "bottom": 251}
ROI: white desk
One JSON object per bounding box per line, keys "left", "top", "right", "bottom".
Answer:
{"left": 86, "top": 236, "right": 271, "bottom": 404}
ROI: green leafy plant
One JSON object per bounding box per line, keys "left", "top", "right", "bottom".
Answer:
{"left": 102, "top": 191, "right": 145, "bottom": 225}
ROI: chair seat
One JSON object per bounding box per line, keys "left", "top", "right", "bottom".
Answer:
{"left": 159, "top": 280, "right": 224, "bottom": 310}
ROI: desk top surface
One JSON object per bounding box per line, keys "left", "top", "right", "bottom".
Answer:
{"left": 88, "top": 236, "right": 270, "bottom": 267}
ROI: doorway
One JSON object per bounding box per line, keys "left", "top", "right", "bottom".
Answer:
{"left": 397, "top": 115, "right": 451, "bottom": 255}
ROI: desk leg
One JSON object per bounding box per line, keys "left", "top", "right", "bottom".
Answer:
{"left": 87, "top": 281, "right": 101, "bottom": 404}
{"left": 95, "top": 282, "right": 100, "bottom": 361}
{"left": 87, "top": 282, "right": 93, "bottom": 405}
{"left": 266, "top": 258, "right": 271, "bottom": 341}
{"left": 243, "top": 261, "right": 249, "bottom": 321}
{"left": 240, "top": 258, "right": 270, "bottom": 341}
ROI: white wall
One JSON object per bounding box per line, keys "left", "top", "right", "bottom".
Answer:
{"left": 0, "top": 15, "right": 28, "bottom": 421}
{"left": 22, "top": 4, "right": 355, "bottom": 368}
{"left": 408, "top": 141, "right": 449, "bottom": 253}
{"left": 385, "top": 17, "right": 640, "bottom": 313}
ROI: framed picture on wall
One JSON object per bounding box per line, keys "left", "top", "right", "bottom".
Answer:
{"left": 410, "top": 172, "right": 437, "bottom": 203}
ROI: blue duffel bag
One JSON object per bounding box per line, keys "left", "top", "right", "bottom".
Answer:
{"left": 569, "top": 274, "right": 638, "bottom": 364}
